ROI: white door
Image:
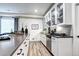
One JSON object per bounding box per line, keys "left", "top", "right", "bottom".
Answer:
{"left": 73, "top": 4, "right": 79, "bottom": 56}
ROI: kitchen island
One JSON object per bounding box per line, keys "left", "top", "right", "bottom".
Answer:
{"left": 0, "top": 34, "right": 26, "bottom": 56}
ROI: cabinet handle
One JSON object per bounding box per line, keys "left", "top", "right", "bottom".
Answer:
{"left": 25, "top": 45, "right": 27, "bottom": 47}
{"left": 24, "top": 42, "right": 26, "bottom": 44}
{"left": 17, "top": 49, "right": 23, "bottom": 55}
{"left": 77, "top": 36, "right": 79, "bottom": 38}
{"left": 21, "top": 53, "right": 24, "bottom": 56}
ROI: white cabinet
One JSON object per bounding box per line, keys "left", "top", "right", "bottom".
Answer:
{"left": 44, "top": 3, "right": 72, "bottom": 27}
{"left": 57, "top": 3, "right": 63, "bottom": 24}
{"left": 51, "top": 37, "right": 58, "bottom": 56}
{"left": 46, "top": 37, "right": 51, "bottom": 51}
{"left": 58, "top": 3, "right": 72, "bottom": 25}
{"left": 72, "top": 4, "right": 79, "bottom": 56}
{"left": 57, "top": 38, "right": 73, "bottom": 56}
{"left": 13, "top": 40, "right": 29, "bottom": 56}
{"left": 53, "top": 3, "right": 72, "bottom": 25}
{"left": 51, "top": 37, "right": 73, "bottom": 56}
{"left": 40, "top": 34, "right": 46, "bottom": 46}
{"left": 44, "top": 11, "right": 51, "bottom": 27}
{"left": 51, "top": 7, "right": 56, "bottom": 25}
{"left": 45, "top": 11, "right": 51, "bottom": 23}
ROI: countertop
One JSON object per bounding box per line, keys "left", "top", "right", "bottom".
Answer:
{"left": 45, "top": 33, "right": 73, "bottom": 38}
{"left": 0, "top": 34, "right": 26, "bottom": 56}
{"left": 52, "top": 35, "right": 73, "bottom": 38}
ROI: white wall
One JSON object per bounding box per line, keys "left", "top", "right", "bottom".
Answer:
{"left": 18, "top": 17, "right": 43, "bottom": 41}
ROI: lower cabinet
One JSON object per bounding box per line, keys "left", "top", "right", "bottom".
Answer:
{"left": 46, "top": 37, "right": 51, "bottom": 52}
{"left": 57, "top": 38, "right": 73, "bottom": 56}
{"left": 13, "top": 40, "right": 29, "bottom": 56}
{"left": 51, "top": 37, "right": 58, "bottom": 56}
{"left": 51, "top": 37, "right": 73, "bottom": 56}
{"left": 40, "top": 34, "right": 46, "bottom": 46}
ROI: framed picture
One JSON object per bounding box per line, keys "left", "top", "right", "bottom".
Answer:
{"left": 31, "top": 24, "right": 39, "bottom": 30}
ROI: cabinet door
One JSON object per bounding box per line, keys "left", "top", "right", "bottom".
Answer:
{"left": 46, "top": 37, "right": 51, "bottom": 51}
{"left": 57, "top": 38, "right": 72, "bottom": 56}
{"left": 51, "top": 8, "right": 56, "bottom": 25}
{"left": 43, "top": 35, "right": 46, "bottom": 46}
{"left": 40, "top": 34, "right": 46, "bottom": 46}
{"left": 57, "top": 3, "right": 72, "bottom": 25}
{"left": 57, "top": 3, "right": 63, "bottom": 24}
{"left": 51, "top": 37, "right": 58, "bottom": 56}
{"left": 73, "top": 4, "right": 79, "bottom": 56}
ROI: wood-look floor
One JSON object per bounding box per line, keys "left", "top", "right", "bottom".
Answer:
{"left": 28, "top": 41, "right": 52, "bottom": 56}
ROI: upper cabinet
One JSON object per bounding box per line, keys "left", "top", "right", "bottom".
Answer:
{"left": 57, "top": 3, "right": 63, "bottom": 24}
{"left": 44, "top": 3, "right": 72, "bottom": 26}
{"left": 51, "top": 7, "right": 56, "bottom": 25}
{"left": 57, "top": 3, "right": 72, "bottom": 25}
{"left": 45, "top": 11, "right": 51, "bottom": 27}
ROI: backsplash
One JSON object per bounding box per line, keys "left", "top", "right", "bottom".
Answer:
{"left": 56, "top": 25, "right": 72, "bottom": 36}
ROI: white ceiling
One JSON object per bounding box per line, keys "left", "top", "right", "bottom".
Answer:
{"left": 0, "top": 3, "right": 53, "bottom": 17}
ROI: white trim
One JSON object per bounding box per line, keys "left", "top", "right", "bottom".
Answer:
{"left": 0, "top": 13, "right": 43, "bottom": 19}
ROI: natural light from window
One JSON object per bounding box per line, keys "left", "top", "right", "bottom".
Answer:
{"left": 1, "top": 17, "right": 14, "bottom": 34}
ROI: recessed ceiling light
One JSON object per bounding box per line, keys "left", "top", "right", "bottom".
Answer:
{"left": 35, "top": 9, "right": 38, "bottom": 13}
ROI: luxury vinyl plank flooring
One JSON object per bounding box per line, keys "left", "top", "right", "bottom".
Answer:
{"left": 28, "top": 41, "right": 52, "bottom": 56}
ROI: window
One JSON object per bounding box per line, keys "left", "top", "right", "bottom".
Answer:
{"left": 1, "top": 17, "right": 14, "bottom": 34}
